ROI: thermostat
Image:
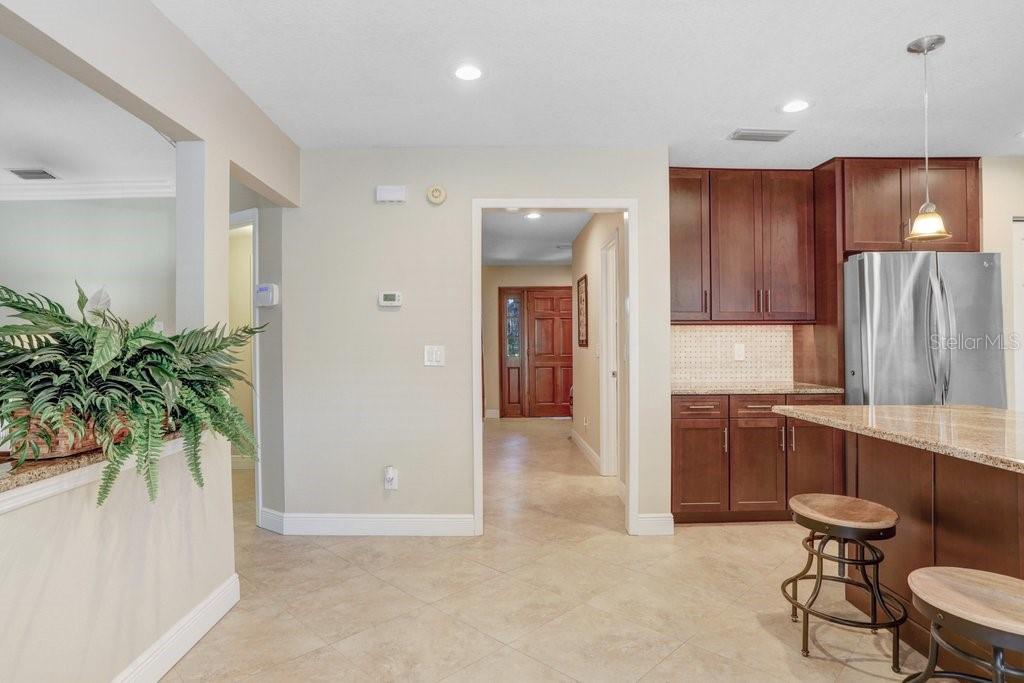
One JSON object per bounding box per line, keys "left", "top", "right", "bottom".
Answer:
{"left": 254, "top": 283, "right": 279, "bottom": 307}
{"left": 378, "top": 291, "right": 402, "bottom": 307}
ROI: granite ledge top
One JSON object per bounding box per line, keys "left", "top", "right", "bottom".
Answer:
{"left": 0, "top": 449, "right": 108, "bottom": 495}
{"left": 772, "top": 404, "right": 1024, "bottom": 475}
{"left": 672, "top": 381, "right": 844, "bottom": 396}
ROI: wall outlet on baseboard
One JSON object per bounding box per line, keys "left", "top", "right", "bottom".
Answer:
{"left": 384, "top": 465, "right": 398, "bottom": 490}
{"left": 733, "top": 343, "right": 746, "bottom": 361}
{"left": 583, "top": 416, "right": 590, "bottom": 427}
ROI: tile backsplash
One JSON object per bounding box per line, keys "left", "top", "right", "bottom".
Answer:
{"left": 672, "top": 325, "right": 793, "bottom": 383}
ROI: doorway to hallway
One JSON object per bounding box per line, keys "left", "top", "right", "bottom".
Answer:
{"left": 499, "top": 286, "right": 573, "bottom": 418}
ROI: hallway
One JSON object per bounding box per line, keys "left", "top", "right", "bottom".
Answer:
{"left": 168, "top": 419, "right": 924, "bottom": 681}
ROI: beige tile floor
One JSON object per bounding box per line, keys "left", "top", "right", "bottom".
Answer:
{"left": 167, "top": 418, "right": 927, "bottom": 681}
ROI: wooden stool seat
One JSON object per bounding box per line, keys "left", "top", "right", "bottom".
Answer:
{"left": 790, "top": 493, "right": 899, "bottom": 531}
{"left": 909, "top": 567, "right": 1024, "bottom": 638}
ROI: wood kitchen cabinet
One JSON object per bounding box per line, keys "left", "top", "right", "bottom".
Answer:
{"left": 672, "top": 393, "right": 843, "bottom": 523}
{"left": 841, "top": 157, "right": 980, "bottom": 253}
{"left": 671, "top": 417, "right": 729, "bottom": 513}
{"left": 729, "top": 417, "right": 787, "bottom": 512}
{"left": 669, "top": 168, "right": 711, "bottom": 320}
{"left": 670, "top": 167, "right": 815, "bottom": 323}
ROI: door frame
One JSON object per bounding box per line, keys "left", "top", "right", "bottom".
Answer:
{"left": 229, "top": 208, "right": 262, "bottom": 527}
{"left": 599, "top": 235, "right": 619, "bottom": 476}
{"left": 473, "top": 198, "right": 641, "bottom": 535}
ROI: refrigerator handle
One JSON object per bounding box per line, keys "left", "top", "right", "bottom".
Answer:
{"left": 939, "top": 276, "right": 957, "bottom": 403}
{"left": 926, "top": 274, "right": 942, "bottom": 392}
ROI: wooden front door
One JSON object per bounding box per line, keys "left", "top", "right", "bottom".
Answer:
{"left": 525, "top": 287, "right": 573, "bottom": 417}
{"left": 498, "top": 288, "right": 526, "bottom": 417}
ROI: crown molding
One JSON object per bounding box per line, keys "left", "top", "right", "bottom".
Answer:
{"left": 0, "top": 179, "right": 175, "bottom": 201}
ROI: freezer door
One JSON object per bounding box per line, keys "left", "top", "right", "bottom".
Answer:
{"left": 936, "top": 253, "right": 1007, "bottom": 408}
{"left": 851, "top": 252, "right": 939, "bottom": 405}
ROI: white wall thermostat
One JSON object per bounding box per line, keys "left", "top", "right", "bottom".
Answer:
{"left": 375, "top": 185, "right": 407, "bottom": 203}
{"left": 254, "top": 283, "right": 280, "bottom": 307}
{"left": 378, "top": 291, "right": 403, "bottom": 307}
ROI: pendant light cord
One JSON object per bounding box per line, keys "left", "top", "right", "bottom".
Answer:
{"left": 923, "top": 46, "right": 930, "bottom": 205}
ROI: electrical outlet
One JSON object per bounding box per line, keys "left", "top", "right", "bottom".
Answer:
{"left": 584, "top": 416, "right": 590, "bottom": 427}
{"left": 384, "top": 465, "right": 398, "bottom": 490}
{"left": 424, "top": 345, "right": 446, "bottom": 366}
{"left": 733, "top": 343, "right": 746, "bottom": 361}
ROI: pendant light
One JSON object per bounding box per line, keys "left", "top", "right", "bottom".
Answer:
{"left": 906, "top": 34, "right": 951, "bottom": 242}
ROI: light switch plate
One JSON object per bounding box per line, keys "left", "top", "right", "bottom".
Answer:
{"left": 733, "top": 343, "right": 746, "bottom": 361}
{"left": 424, "top": 345, "right": 446, "bottom": 366}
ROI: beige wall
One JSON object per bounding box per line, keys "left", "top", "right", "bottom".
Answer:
{"left": 281, "top": 147, "right": 671, "bottom": 516}
{"left": 981, "top": 156, "right": 1024, "bottom": 408}
{"left": 482, "top": 265, "right": 572, "bottom": 416}
{"left": 0, "top": 198, "right": 176, "bottom": 328}
{"left": 228, "top": 226, "right": 254, "bottom": 434}
{"left": 570, "top": 213, "right": 626, "bottom": 470}
{"left": 0, "top": 441, "right": 234, "bottom": 681}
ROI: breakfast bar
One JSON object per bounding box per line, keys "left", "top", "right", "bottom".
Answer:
{"left": 772, "top": 403, "right": 1024, "bottom": 671}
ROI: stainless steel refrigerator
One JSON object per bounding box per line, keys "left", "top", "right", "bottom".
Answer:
{"left": 844, "top": 251, "right": 1006, "bottom": 408}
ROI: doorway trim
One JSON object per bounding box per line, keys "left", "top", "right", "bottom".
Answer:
{"left": 229, "top": 208, "right": 262, "bottom": 528}
{"left": 599, "top": 234, "right": 619, "bottom": 477}
{"left": 472, "top": 199, "right": 641, "bottom": 535}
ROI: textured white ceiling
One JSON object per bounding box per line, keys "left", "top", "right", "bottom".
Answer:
{"left": 483, "top": 210, "right": 592, "bottom": 265}
{"left": 152, "top": 0, "right": 1024, "bottom": 167}
{"left": 0, "top": 35, "right": 174, "bottom": 187}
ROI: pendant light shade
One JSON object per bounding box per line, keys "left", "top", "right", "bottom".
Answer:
{"left": 906, "top": 34, "right": 951, "bottom": 242}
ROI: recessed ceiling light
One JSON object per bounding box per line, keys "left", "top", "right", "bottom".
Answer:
{"left": 781, "top": 99, "right": 811, "bottom": 113}
{"left": 524, "top": 212, "right": 541, "bottom": 220}
{"left": 454, "top": 64, "right": 482, "bottom": 81}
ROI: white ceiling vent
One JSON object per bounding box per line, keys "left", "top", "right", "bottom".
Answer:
{"left": 728, "top": 128, "right": 794, "bottom": 142}
{"left": 8, "top": 169, "right": 57, "bottom": 180}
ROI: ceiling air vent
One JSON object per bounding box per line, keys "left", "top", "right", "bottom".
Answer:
{"left": 728, "top": 128, "right": 794, "bottom": 142}
{"left": 8, "top": 169, "right": 57, "bottom": 180}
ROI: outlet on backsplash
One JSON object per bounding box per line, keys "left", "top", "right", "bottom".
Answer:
{"left": 672, "top": 325, "right": 793, "bottom": 383}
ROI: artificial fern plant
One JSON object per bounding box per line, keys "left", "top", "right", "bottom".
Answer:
{"left": 0, "top": 284, "right": 259, "bottom": 504}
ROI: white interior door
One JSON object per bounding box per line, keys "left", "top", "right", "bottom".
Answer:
{"left": 600, "top": 237, "right": 619, "bottom": 476}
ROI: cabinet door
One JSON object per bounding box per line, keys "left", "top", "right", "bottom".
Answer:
{"left": 762, "top": 170, "right": 815, "bottom": 320}
{"left": 843, "top": 158, "right": 910, "bottom": 251}
{"left": 670, "top": 168, "right": 711, "bottom": 320}
{"left": 672, "top": 418, "right": 729, "bottom": 514}
{"left": 729, "top": 417, "right": 786, "bottom": 511}
{"left": 908, "top": 159, "right": 980, "bottom": 252}
{"left": 710, "top": 170, "right": 763, "bottom": 320}
{"left": 786, "top": 418, "right": 842, "bottom": 500}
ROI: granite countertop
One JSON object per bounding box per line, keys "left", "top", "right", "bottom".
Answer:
{"left": 772, "top": 404, "right": 1024, "bottom": 475}
{"left": 671, "top": 381, "right": 845, "bottom": 396}
{"left": 0, "top": 449, "right": 108, "bottom": 495}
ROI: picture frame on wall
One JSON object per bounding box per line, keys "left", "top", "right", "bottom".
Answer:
{"left": 576, "top": 274, "right": 588, "bottom": 347}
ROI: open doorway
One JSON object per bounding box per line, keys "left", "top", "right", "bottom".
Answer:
{"left": 475, "top": 201, "right": 638, "bottom": 535}
{"left": 228, "top": 208, "right": 261, "bottom": 524}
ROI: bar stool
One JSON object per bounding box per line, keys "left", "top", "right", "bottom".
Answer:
{"left": 903, "top": 567, "right": 1024, "bottom": 682}
{"left": 782, "top": 493, "right": 909, "bottom": 673}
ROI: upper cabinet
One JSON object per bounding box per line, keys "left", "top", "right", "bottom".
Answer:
{"left": 841, "top": 157, "right": 980, "bottom": 253}
{"left": 669, "top": 168, "right": 711, "bottom": 320}
{"left": 671, "top": 167, "right": 815, "bottom": 323}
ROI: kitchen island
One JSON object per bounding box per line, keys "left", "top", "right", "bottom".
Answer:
{"left": 772, "top": 403, "right": 1024, "bottom": 671}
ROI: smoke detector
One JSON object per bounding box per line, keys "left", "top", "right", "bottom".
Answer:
{"left": 728, "top": 129, "right": 794, "bottom": 142}
{"left": 8, "top": 169, "right": 57, "bottom": 180}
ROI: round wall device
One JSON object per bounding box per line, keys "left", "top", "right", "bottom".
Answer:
{"left": 426, "top": 185, "right": 447, "bottom": 205}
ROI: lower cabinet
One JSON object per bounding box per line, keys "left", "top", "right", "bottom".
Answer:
{"left": 672, "top": 393, "right": 843, "bottom": 522}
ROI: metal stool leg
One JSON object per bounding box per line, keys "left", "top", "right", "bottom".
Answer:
{"left": 902, "top": 628, "right": 939, "bottom": 683}
{"left": 802, "top": 535, "right": 829, "bottom": 657}
{"left": 788, "top": 534, "right": 815, "bottom": 623}
{"left": 992, "top": 647, "right": 1006, "bottom": 683}
{"left": 864, "top": 543, "right": 902, "bottom": 673}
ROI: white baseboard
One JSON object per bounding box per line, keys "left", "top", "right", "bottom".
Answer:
{"left": 570, "top": 429, "right": 602, "bottom": 474}
{"left": 114, "top": 573, "right": 239, "bottom": 682}
{"left": 484, "top": 409, "right": 499, "bottom": 419}
{"left": 616, "top": 478, "right": 626, "bottom": 503}
{"left": 260, "top": 508, "right": 476, "bottom": 536}
{"left": 231, "top": 456, "right": 255, "bottom": 470}
{"left": 633, "top": 513, "right": 675, "bottom": 536}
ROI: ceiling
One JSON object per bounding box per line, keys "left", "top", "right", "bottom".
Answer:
{"left": 151, "top": 0, "right": 1024, "bottom": 168}
{"left": 483, "top": 210, "right": 593, "bottom": 266}
{"left": 0, "top": 35, "right": 174, "bottom": 197}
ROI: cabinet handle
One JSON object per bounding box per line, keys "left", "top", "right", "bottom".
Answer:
{"left": 723, "top": 427, "right": 729, "bottom": 453}
{"left": 767, "top": 289, "right": 772, "bottom": 313}
{"left": 702, "top": 290, "right": 708, "bottom": 313}
{"left": 790, "top": 426, "right": 796, "bottom": 451}
{"left": 743, "top": 405, "right": 774, "bottom": 410}
{"left": 757, "top": 289, "right": 763, "bottom": 313}
{"left": 687, "top": 404, "right": 717, "bottom": 409}
{"left": 779, "top": 426, "right": 785, "bottom": 451}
